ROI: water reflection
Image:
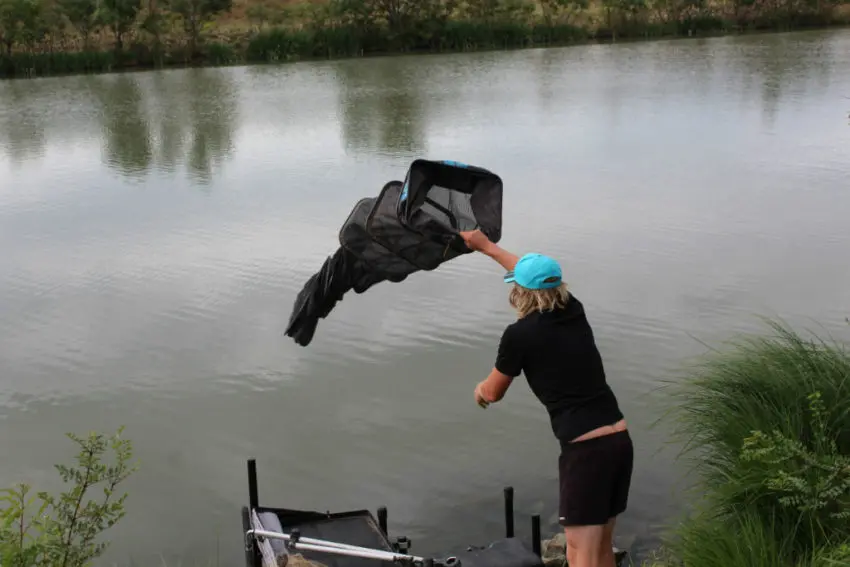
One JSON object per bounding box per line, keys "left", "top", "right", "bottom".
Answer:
{"left": 96, "top": 75, "right": 155, "bottom": 179}
{"left": 533, "top": 47, "right": 563, "bottom": 111}
{"left": 182, "top": 69, "right": 238, "bottom": 183}
{"left": 0, "top": 80, "right": 48, "bottom": 164}
{"left": 0, "top": 30, "right": 845, "bottom": 174}
{"left": 114, "top": 68, "right": 239, "bottom": 183}
{"left": 726, "top": 32, "right": 837, "bottom": 127}
{"left": 150, "top": 71, "right": 187, "bottom": 173}
{"left": 331, "top": 57, "right": 428, "bottom": 158}
{"left": 0, "top": 68, "right": 238, "bottom": 183}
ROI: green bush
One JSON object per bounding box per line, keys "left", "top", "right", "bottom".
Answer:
{"left": 741, "top": 392, "right": 849, "bottom": 528}
{"left": 649, "top": 321, "right": 850, "bottom": 566}
{"left": 205, "top": 41, "right": 239, "bottom": 65}
{"left": 0, "top": 427, "right": 138, "bottom": 567}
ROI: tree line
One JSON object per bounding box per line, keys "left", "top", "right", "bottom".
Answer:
{"left": 1, "top": 0, "right": 848, "bottom": 78}
{"left": 0, "top": 0, "right": 232, "bottom": 67}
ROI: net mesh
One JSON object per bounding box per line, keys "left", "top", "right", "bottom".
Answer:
{"left": 339, "top": 194, "right": 418, "bottom": 285}
{"left": 364, "top": 181, "right": 441, "bottom": 271}
{"left": 418, "top": 185, "right": 479, "bottom": 233}
{"left": 286, "top": 159, "right": 503, "bottom": 347}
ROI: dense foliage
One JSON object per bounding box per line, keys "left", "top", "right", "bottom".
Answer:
{"left": 0, "top": 0, "right": 848, "bottom": 77}
{"left": 646, "top": 321, "right": 850, "bottom": 567}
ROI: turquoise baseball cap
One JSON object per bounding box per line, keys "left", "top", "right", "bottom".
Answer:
{"left": 503, "top": 253, "right": 562, "bottom": 290}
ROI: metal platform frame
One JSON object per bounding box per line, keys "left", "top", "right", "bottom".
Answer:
{"left": 242, "top": 458, "right": 543, "bottom": 567}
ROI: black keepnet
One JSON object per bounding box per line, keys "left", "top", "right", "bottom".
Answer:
{"left": 339, "top": 191, "right": 418, "bottom": 286}
{"left": 285, "top": 159, "right": 503, "bottom": 347}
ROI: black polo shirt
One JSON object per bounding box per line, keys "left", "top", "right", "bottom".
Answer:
{"left": 494, "top": 294, "right": 624, "bottom": 443}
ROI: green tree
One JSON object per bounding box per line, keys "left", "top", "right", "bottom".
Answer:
{"left": 335, "top": 0, "right": 457, "bottom": 48}
{"left": 332, "top": 0, "right": 378, "bottom": 33}
{"left": 0, "top": 0, "right": 41, "bottom": 56}
{"left": 539, "top": 0, "right": 570, "bottom": 21}
{"left": 168, "top": 0, "right": 233, "bottom": 59}
{"left": 246, "top": 1, "right": 270, "bottom": 29}
{"left": 493, "top": 0, "right": 537, "bottom": 22}
{"left": 463, "top": 0, "right": 500, "bottom": 20}
{"left": 139, "top": 0, "right": 176, "bottom": 65}
{"left": 336, "top": 0, "right": 414, "bottom": 35}
{"left": 58, "top": 0, "right": 98, "bottom": 49}
{"left": 600, "top": 0, "right": 648, "bottom": 34}
{"left": 99, "top": 0, "right": 142, "bottom": 51}
{"left": 0, "top": 427, "right": 138, "bottom": 567}
{"left": 34, "top": 0, "right": 64, "bottom": 51}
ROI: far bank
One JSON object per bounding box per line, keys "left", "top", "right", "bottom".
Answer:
{"left": 2, "top": 0, "right": 850, "bottom": 80}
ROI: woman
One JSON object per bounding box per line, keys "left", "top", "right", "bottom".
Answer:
{"left": 459, "top": 229, "right": 633, "bottom": 567}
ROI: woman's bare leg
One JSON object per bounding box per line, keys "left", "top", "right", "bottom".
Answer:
{"left": 564, "top": 525, "right": 606, "bottom": 567}
{"left": 600, "top": 517, "right": 617, "bottom": 567}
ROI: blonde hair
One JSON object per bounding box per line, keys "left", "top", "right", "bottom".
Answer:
{"left": 508, "top": 282, "right": 571, "bottom": 319}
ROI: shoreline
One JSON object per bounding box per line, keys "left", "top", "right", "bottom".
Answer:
{"left": 2, "top": 20, "right": 849, "bottom": 81}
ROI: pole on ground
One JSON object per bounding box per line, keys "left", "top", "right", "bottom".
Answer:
{"left": 531, "top": 514, "right": 541, "bottom": 557}
{"left": 378, "top": 506, "right": 388, "bottom": 536}
{"left": 248, "top": 459, "right": 259, "bottom": 511}
{"left": 247, "top": 458, "right": 260, "bottom": 567}
{"left": 503, "top": 486, "right": 514, "bottom": 538}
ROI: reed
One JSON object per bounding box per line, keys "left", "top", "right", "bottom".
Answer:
{"left": 1, "top": 50, "right": 118, "bottom": 78}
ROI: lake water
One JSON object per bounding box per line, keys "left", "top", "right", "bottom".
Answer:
{"left": 2, "top": 28, "right": 850, "bottom": 566}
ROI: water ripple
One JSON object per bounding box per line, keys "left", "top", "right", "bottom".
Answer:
{"left": 2, "top": 30, "right": 850, "bottom": 567}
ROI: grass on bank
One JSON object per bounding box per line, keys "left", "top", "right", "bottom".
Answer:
{"left": 643, "top": 320, "right": 850, "bottom": 567}
{"left": 641, "top": 511, "right": 850, "bottom": 567}
{"left": 2, "top": 0, "right": 850, "bottom": 78}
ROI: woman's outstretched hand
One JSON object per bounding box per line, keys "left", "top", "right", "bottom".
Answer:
{"left": 474, "top": 382, "right": 490, "bottom": 409}
{"left": 459, "top": 229, "right": 493, "bottom": 253}
{"left": 459, "top": 230, "right": 519, "bottom": 272}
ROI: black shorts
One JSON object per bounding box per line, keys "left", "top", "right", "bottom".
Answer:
{"left": 557, "top": 429, "right": 634, "bottom": 527}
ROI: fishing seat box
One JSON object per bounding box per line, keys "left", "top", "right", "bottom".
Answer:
{"left": 243, "top": 506, "right": 544, "bottom": 567}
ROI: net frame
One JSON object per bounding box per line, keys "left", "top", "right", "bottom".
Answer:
{"left": 396, "top": 159, "right": 503, "bottom": 244}
{"left": 361, "top": 160, "right": 503, "bottom": 271}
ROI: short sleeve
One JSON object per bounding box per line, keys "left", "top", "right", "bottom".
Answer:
{"left": 495, "top": 324, "right": 523, "bottom": 378}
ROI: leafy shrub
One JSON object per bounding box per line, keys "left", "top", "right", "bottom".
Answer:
{"left": 741, "top": 392, "right": 850, "bottom": 529}
{"left": 0, "top": 427, "right": 138, "bottom": 567}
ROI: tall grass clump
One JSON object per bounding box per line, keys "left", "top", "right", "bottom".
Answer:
{"left": 649, "top": 320, "right": 850, "bottom": 566}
